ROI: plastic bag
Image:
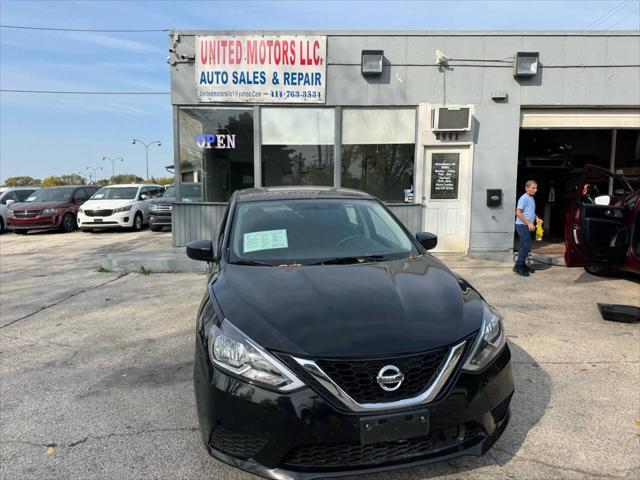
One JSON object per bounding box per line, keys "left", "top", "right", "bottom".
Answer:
{"left": 535, "top": 220, "right": 544, "bottom": 241}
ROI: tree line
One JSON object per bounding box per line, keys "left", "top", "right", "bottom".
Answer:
{"left": 3, "top": 174, "right": 175, "bottom": 187}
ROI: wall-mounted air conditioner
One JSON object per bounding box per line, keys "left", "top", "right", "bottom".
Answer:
{"left": 432, "top": 106, "right": 472, "bottom": 132}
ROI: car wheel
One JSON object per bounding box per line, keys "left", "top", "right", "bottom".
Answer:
{"left": 0, "top": 217, "right": 4, "bottom": 233}
{"left": 585, "top": 265, "right": 614, "bottom": 277}
{"left": 60, "top": 213, "right": 76, "bottom": 233}
{"left": 132, "top": 212, "right": 143, "bottom": 231}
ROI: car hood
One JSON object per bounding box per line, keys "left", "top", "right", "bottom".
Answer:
{"left": 10, "top": 201, "right": 66, "bottom": 211}
{"left": 82, "top": 199, "right": 135, "bottom": 210}
{"left": 211, "top": 255, "right": 484, "bottom": 358}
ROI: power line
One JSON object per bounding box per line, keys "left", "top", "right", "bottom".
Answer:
{"left": 587, "top": 0, "right": 632, "bottom": 29}
{"left": 0, "top": 89, "right": 170, "bottom": 95}
{"left": 606, "top": 7, "right": 640, "bottom": 29}
{"left": 0, "top": 24, "right": 168, "bottom": 33}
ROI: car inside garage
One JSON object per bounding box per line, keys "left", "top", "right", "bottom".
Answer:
{"left": 516, "top": 109, "right": 640, "bottom": 257}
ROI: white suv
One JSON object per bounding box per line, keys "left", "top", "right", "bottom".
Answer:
{"left": 77, "top": 184, "right": 164, "bottom": 232}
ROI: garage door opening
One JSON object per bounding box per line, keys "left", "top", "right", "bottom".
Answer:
{"left": 516, "top": 127, "right": 640, "bottom": 257}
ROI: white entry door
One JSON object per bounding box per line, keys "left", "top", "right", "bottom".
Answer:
{"left": 422, "top": 147, "right": 472, "bottom": 253}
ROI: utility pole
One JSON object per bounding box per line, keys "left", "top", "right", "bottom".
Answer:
{"left": 132, "top": 139, "right": 161, "bottom": 181}
{"left": 102, "top": 156, "right": 124, "bottom": 179}
{"left": 102, "top": 155, "right": 124, "bottom": 178}
{"left": 86, "top": 166, "right": 103, "bottom": 185}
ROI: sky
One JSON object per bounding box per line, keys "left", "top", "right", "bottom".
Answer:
{"left": 1, "top": 0, "right": 639, "bottom": 184}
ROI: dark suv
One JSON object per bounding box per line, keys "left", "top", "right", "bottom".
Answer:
{"left": 7, "top": 185, "right": 100, "bottom": 234}
{"left": 186, "top": 187, "right": 514, "bottom": 479}
{"left": 148, "top": 182, "right": 202, "bottom": 231}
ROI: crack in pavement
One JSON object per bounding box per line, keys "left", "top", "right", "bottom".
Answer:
{"left": 491, "top": 447, "right": 631, "bottom": 479}
{"left": 0, "top": 274, "right": 128, "bottom": 330}
{"left": 0, "top": 427, "right": 198, "bottom": 450}
{"left": 0, "top": 332, "right": 76, "bottom": 349}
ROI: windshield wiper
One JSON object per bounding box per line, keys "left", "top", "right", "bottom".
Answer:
{"left": 232, "top": 260, "right": 274, "bottom": 267}
{"left": 309, "top": 254, "right": 386, "bottom": 266}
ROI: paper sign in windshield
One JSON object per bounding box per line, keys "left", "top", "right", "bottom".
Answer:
{"left": 243, "top": 229, "right": 288, "bottom": 253}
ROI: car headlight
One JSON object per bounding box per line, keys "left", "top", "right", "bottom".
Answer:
{"left": 207, "top": 319, "right": 304, "bottom": 392}
{"left": 150, "top": 204, "right": 158, "bottom": 212}
{"left": 8, "top": 209, "right": 14, "bottom": 216}
{"left": 78, "top": 207, "right": 84, "bottom": 213}
{"left": 42, "top": 208, "right": 57, "bottom": 215}
{"left": 462, "top": 302, "right": 506, "bottom": 372}
{"left": 113, "top": 205, "right": 132, "bottom": 213}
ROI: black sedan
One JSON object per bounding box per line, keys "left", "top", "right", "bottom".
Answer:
{"left": 187, "top": 187, "right": 514, "bottom": 479}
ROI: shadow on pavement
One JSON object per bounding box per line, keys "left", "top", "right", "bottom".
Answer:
{"left": 574, "top": 269, "right": 640, "bottom": 285}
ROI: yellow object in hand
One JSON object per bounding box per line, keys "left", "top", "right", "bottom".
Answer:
{"left": 535, "top": 220, "right": 544, "bottom": 241}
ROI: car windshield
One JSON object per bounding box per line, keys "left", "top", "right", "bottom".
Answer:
{"left": 91, "top": 187, "right": 138, "bottom": 200}
{"left": 163, "top": 183, "right": 202, "bottom": 200}
{"left": 25, "top": 188, "right": 75, "bottom": 202}
{"left": 228, "top": 198, "right": 416, "bottom": 266}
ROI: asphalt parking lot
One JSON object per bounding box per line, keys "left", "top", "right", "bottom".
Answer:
{"left": 1, "top": 229, "right": 638, "bottom": 480}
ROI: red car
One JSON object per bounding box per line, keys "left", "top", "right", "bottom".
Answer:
{"left": 7, "top": 185, "right": 100, "bottom": 234}
{"left": 565, "top": 165, "right": 640, "bottom": 276}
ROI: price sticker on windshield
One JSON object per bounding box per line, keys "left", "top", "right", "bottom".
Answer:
{"left": 243, "top": 229, "right": 289, "bottom": 253}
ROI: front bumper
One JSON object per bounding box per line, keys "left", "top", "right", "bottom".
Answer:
{"left": 149, "top": 211, "right": 172, "bottom": 228}
{"left": 77, "top": 211, "right": 133, "bottom": 229}
{"left": 194, "top": 335, "right": 514, "bottom": 480}
{"left": 8, "top": 215, "right": 59, "bottom": 231}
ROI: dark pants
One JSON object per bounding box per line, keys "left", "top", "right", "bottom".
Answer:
{"left": 515, "top": 224, "right": 532, "bottom": 267}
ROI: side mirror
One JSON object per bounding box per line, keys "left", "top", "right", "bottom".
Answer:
{"left": 594, "top": 195, "right": 611, "bottom": 206}
{"left": 5, "top": 199, "right": 15, "bottom": 206}
{"left": 140, "top": 194, "right": 149, "bottom": 200}
{"left": 416, "top": 232, "right": 438, "bottom": 250}
{"left": 186, "top": 240, "right": 215, "bottom": 262}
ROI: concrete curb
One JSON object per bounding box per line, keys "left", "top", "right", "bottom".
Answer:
{"left": 101, "top": 251, "right": 208, "bottom": 274}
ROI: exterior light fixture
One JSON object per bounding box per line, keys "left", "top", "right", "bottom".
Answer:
{"left": 361, "top": 50, "right": 384, "bottom": 76}
{"left": 513, "top": 52, "right": 539, "bottom": 78}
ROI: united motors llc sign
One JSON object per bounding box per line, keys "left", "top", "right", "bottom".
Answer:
{"left": 195, "top": 35, "right": 326, "bottom": 104}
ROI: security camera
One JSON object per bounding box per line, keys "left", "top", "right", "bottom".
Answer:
{"left": 435, "top": 49, "right": 450, "bottom": 65}
{"left": 157, "top": 141, "right": 162, "bottom": 147}
{"left": 131, "top": 140, "right": 136, "bottom": 144}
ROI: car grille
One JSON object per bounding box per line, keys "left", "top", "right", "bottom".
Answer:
{"left": 84, "top": 209, "right": 113, "bottom": 217}
{"left": 282, "top": 423, "right": 483, "bottom": 470}
{"left": 13, "top": 210, "right": 40, "bottom": 218}
{"left": 154, "top": 204, "right": 172, "bottom": 212}
{"left": 209, "top": 426, "right": 267, "bottom": 460}
{"left": 315, "top": 347, "right": 449, "bottom": 404}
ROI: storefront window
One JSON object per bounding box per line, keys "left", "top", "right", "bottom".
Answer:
{"left": 261, "top": 108, "right": 335, "bottom": 186}
{"left": 178, "top": 108, "right": 254, "bottom": 202}
{"left": 341, "top": 108, "right": 416, "bottom": 202}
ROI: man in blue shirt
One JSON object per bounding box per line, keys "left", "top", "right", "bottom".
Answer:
{"left": 514, "top": 180, "right": 541, "bottom": 276}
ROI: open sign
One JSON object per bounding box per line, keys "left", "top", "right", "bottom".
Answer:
{"left": 195, "top": 134, "right": 236, "bottom": 149}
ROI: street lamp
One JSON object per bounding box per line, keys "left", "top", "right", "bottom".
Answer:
{"left": 86, "top": 165, "right": 103, "bottom": 185}
{"left": 132, "top": 139, "right": 161, "bottom": 181}
{"left": 102, "top": 155, "right": 124, "bottom": 179}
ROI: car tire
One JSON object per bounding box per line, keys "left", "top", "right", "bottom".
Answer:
{"left": 0, "top": 217, "right": 4, "bottom": 233}
{"left": 14, "top": 230, "right": 28, "bottom": 235}
{"left": 60, "top": 213, "right": 76, "bottom": 233}
{"left": 585, "top": 265, "right": 614, "bottom": 277}
{"left": 132, "top": 212, "right": 143, "bottom": 231}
